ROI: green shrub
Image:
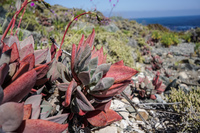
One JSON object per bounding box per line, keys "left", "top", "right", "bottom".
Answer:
{"left": 161, "top": 33, "right": 180, "bottom": 47}
{"left": 136, "top": 37, "right": 147, "bottom": 47}
{"left": 167, "top": 87, "right": 200, "bottom": 131}
{"left": 151, "top": 30, "right": 162, "bottom": 42}
{"left": 181, "top": 32, "right": 192, "bottom": 42}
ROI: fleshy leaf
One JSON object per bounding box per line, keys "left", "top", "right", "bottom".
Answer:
{"left": 89, "top": 56, "right": 98, "bottom": 70}
{"left": 19, "top": 35, "right": 34, "bottom": 49}
{"left": 2, "top": 69, "right": 37, "bottom": 103}
{"left": 83, "top": 28, "right": 95, "bottom": 47}
{"left": 105, "top": 65, "right": 138, "bottom": 83}
{"left": 34, "top": 48, "right": 49, "bottom": 65}
{"left": 50, "top": 43, "right": 57, "bottom": 60}
{"left": 19, "top": 44, "right": 34, "bottom": 60}
{"left": 76, "top": 88, "right": 95, "bottom": 111}
{"left": 86, "top": 110, "right": 107, "bottom": 127}
{"left": 10, "top": 42, "right": 19, "bottom": 63}
{"left": 6, "top": 35, "right": 20, "bottom": 48}
{"left": 40, "top": 100, "right": 53, "bottom": 119}
{"left": 105, "top": 109, "right": 122, "bottom": 124}
{"left": 95, "top": 63, "right": 111, "bottom": 76}
{"left": 16, "top": 119, "right": 68, "bottom": 133}
{"left": 4, "top": 62, "right": 18, "bottom": 83}
{"left": 0, "top": 63, "right": 9, "bottom": 85}
{"left": 23, "top": 104, "right": 32, "bottom": 120}
{"left": 44, "top": 114, "right": 69, "bottom": 124}
{"left": 47, "top": 60, "right": 60, "bottom": 81}
{"left": 78, "top": 71, "right": 90, "bottom": 85}
{"left": 71, "top": 44, "right": 80, "bottom": 83}
{"left": 95, "top": 100, "right": 112, "bottom": 112}
{"left": 91, "top": 80, "right": 131, "bottom": 98}
{"left": 0, "top": 102, "right": 24, "bottom": 132}
{"left": 112, "top": 60, "right": 124, "bottom": 66}
{"left": 63, "top": 79, "right": 77, "bottom": 107}
{"left": 25, "top": 95, "right": 42, "bottom": 119}
{"left": 0, "top": 86, "right": 3, "bottom": 104}
{"left": 57, "top": 82, "right": 70, "bottom": 92}
{"left": 77, "top": 34, "right": 84, "bottom": 51}
{"left": 34, "top": 64, "right": 49, "bottom": 80}
{"left": 91, "top": 77, "right": 114, "bottom": 91}
{"left": 0, "top": 49, "right": 11, "bottom": 66}
{"left": 21, "top": 53, "right": 35, "bottom": 70}
{"left": 11, "top": 62, "right": 29, "bottom": 82}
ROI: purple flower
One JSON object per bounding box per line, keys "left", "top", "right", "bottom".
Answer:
{"left": 117, "top": 0, "right": 119, "bottom": 2}
{"left": 90, "top": 0, "right": 92, "bottom": 1}
{"left": 30, "top": 2, "right": 35, "bottom": 7}
{"left": 54, "top": 13, "right": 57, "bottom": 16}
{"left": 65, "top": 12, "right": 67, "bottom": 15}
{"left": 75, "top": 18, "right": 78, "bottom": 21}
{"left": 109, "top": 0, "right": 111, "bottom": 2}
{"left": 113, "top": 4, "right": 115, "bottom": 6}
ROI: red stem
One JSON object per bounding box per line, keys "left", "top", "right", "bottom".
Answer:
{"left": 15, "top": 5, "right": 27, "bottom": 36}
{"left": 1, "top": 0, "right": 39, "bottom": 42}
{"left": 60, "top": 12, "right": 92, "bottom": 50}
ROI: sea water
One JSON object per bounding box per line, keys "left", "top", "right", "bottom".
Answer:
{"left": 132, "top": 15, "right": 200, "bottom": 31}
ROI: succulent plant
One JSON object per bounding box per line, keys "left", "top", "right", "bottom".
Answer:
{"left": 151, "top": 54, "right": 163, "bottom": 70}
{"left": 136, "top": 71, "right": 166, "bottom": 100}
{"left": 56, "top": 29, "right": 138, "bottom": 128}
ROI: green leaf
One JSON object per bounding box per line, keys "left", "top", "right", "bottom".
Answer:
{"left": 89, "top": 57, "right": 98, "bottom": 70}
{"left": 95, "top": 64, "right": 111, "bottom": 76}
{"left": 78, "top": 71, "right": 90, "bottom": 85}
{"left": 91, "top": 77, "right": 114, "bottom": 91}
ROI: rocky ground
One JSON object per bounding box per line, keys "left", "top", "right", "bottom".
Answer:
{"left": 92, "top": 42, "right": 200, "bottom": 133}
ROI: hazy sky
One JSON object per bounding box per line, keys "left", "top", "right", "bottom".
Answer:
{"left": 45, "top": 0, "right": 200, "bottom": 18}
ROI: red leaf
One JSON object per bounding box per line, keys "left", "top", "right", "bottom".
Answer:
{"left": 34, "top": 64, "right": 49, "bottom": 80}
{"left": 9, "top": 42, "right": 19, "bottom": 63}
{"left": 20, "top": 53, "right": 35, "bottom": 70}
{"left": 86, "top": 110, "right": 107, "bottom": 127}
{"left": 0, "top": 102, "right": 24, "bottom": 132}
{"left": 105, "top": 109, "right": 122, "bottom": 124}
{"left": 91, "top": 47, "right": 105, "bottom": 65}
{"left": 77, "top": 34, "right": 84, "bottom": 52}
{"left": 105, "top": 65, "right": 138, "bottom": 83}
{"left": 71, "top": 44, "right": 80, "bottom": 83}
{"left": 95, "top": 100, "right": 111, "bottom": 112}
{"left": 0, "top": 63, "right": 9, "bottom": 85}
{"left": 19, "top": 35, "right": 34, "bottom": 49}
{"left": 16, "top": 119, "right": 68, "bottom": 133}
{"left": 91, "top": 80, "right": 131, "bottom": 98}
{"left": 19, "top": 44, "right": 34, "bottom": 61}
{"left": 35, "top": 78, "right": 48, "bottom": 86}
{"left": 2, "top": 44, "right": 10, "bottom": 53}
{"left": 2, "top": 69, "right": 37, "bottom": 103}
{"left": 63, "top": 79, "right": 77, "bottom": 107}
{"left": 25, "top": 95, "right": 42, "bottom": 119}
{"left": 112, "top": 60, "right": 124, "bottom": 66}
{"left": 11, "top": 62, "right": 29, "bottom": 82}
{"left": 83, "top": 29, "right": 95, "bottom": 48}
{"left": 23, "top": 104, "right": 32, "bottom": 120}
{"left": 56, "top": 49, "right": 62, "bottom": 60}
{"left": 50, "top": 43, "right": 57, "bottom": 60}
{"left": 34, "top": 48, "right": 49, "bottom": 65}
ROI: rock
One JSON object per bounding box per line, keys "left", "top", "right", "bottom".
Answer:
{"left": 131, "top": 97, "right": 140, "bottom": 104}
{"left": 155, "top": 94, "right": 166, "bottom": 103}
{"left": 95, "top": 126, "right": 117, "bottom": 133}
{"left": 178, "top": 84, "right": 191, "bottom": 93}
{"left": 127, "top": 38, "right": 138, "bottom": 47}
{"left": 120, "top": 120, "right": 128, "bottom": 129}
{"left": 119, "top": 111, "right": 129, "bottom": 120}
{"left": 135, "top": 109, "right": 149, "bottom": 121}
{"left": 102, "top": 22, "right": 119, "bottom": 32}
{"left": 111, "top": 100, "right": 126, "bottom": 111}
{"left": 178, "top": 71, "right": 188, "bottom": 79}
{"left": 126, "top": 106, "right": 136, "bottom": 116}
{"left": 167, "top": 53, "right": 173, "bottom": 58}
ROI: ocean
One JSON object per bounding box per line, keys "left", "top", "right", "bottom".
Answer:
{"left": 132, "top": 15, "right": 200, "bottom": 31}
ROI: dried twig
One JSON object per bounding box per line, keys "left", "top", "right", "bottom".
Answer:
{"left": 50, "top": 37, "right": 71, "bottom": 56}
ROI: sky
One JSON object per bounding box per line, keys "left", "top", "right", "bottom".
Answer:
{"left": 45, "top": 0, "right": 200, "bottom": 18}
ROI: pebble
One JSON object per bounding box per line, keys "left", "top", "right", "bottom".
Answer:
{"left": 178, "top": 71, "right": 189, "bottom": 79}
{"left": 132, "top": 97, "right": 140, "bottom": 104}
{"left": 135, "top": 109, "right": 149, "bottom": 121}
{"left": 120, "top": 120, "right": 129, "bottom": 129}
{"left": 94, "top": 126, "right": 117, "bottom": 133}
